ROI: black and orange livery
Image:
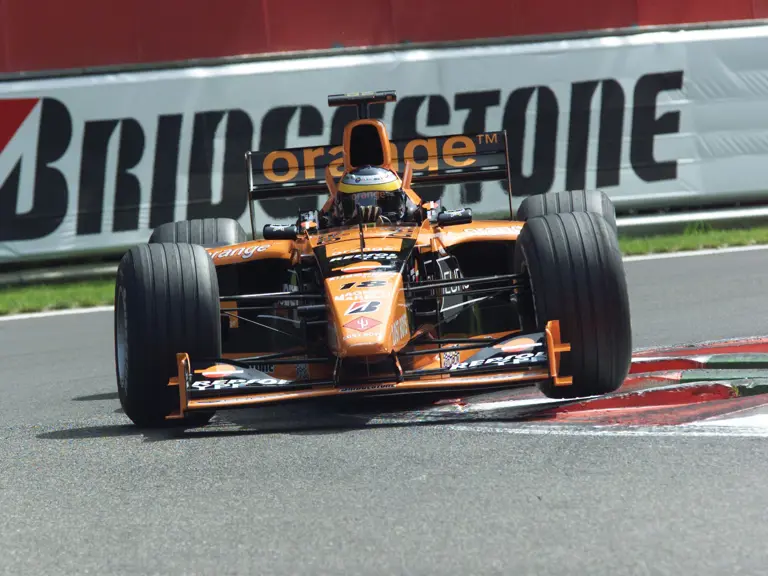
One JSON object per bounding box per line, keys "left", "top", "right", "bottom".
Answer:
{"left": 115, "top": 90, "right": 632, "bottom": 428}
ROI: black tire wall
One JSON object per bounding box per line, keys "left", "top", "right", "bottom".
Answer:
{"left": 517, "top": 190, "right": 617, "bottom": 233}
{"left": 149, "top": 218, "right": 247, "bottom": 247}
{"left": 114, "top": 243, "right": 221, "bottom": 427}
{"left": 514, "top": 212, "right": 632, "bottom": 398}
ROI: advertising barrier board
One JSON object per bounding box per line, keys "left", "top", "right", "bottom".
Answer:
{"left": 2, "top": 25, "right": 768, "bottom": 262}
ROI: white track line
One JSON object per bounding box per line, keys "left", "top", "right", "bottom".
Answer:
{"left": 467, "top": 397, "right": 576, "bottom": 411}
{"left": 688, "top": 413, "right": 768, "bottom": 428}
{"left": 1, "top": 244, "right": 767, "bottom": 323}
{"left": 0, "top": 306, "right": 113, "bottom": 322}
{"left": 444, "top": 423, "right": 768, "bottom": 438}
{"left": 623, "top": 243, "right": 768, "bottom": 262}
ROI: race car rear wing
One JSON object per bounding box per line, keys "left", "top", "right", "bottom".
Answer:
{"left": 244, "top": 130, "right": 513, "bottom": 202}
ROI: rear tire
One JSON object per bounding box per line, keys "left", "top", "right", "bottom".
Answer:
{"left": 517, "top": 190, "right": 617, "bottom": 233}
{"left": 114, "top": 243, "right": 221, "bottom": 428}
{"left": 149, "top": 217, "right": 247, "bottom": 247}
{"left": 513, "top": 212, "right": 631, "bottom": 398}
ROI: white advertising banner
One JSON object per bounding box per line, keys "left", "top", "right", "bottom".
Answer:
{"left": 2, "top": 25, "right": 768, "bottom": 263}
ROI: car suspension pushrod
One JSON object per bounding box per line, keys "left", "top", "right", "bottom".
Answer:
{"left": 220, "top": 292, "right": 324, "bottom": 301}
{"left": 404, "top": 273, "right": 525, "bottom": 292}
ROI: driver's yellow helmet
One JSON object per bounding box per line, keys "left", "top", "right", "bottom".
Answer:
{"left": 337, "top": 165, "right": 402, "bottom": 194}
{"left": 335, "top": 166, "right": 405, "bottom": 223}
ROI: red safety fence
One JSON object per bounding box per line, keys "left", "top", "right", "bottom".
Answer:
{"left": 1, "top": 0, "right": 765, "bottom": 74}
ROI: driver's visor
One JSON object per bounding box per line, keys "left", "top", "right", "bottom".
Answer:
{"left": 341, "top": 191, "right": 378, "bottom": 216}
{"left": 337, "top": 178, "right": 402, "bottom": 193}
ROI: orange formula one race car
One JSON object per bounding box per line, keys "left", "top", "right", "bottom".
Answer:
{"left": 113, "top": 90, "right": 632, "bottom": 428}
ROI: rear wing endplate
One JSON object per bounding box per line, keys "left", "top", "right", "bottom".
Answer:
{"left": 244, "top": 130, "right": 512, "bottom": 202}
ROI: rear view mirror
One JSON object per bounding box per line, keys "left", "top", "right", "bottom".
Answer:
{"left": 263, "top": 224, "right": 298, "bottom": 240}
{"left": 437, "top": 208, "right": 473, "bottom": 226}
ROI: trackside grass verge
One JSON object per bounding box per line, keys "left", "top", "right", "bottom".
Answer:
{"left": 0, "top": 279, "right": 116, "bottom": 316}
{"left": 620, "top": 222, "right": 768, "bottom": 255}
{"left": 2, "top": 223, "right": 768, "bottom": 316}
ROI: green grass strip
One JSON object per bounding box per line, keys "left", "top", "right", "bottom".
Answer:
{"left": 620, "top": 224, "right": 768, "bottom": 255}
{"left": 2, "top": 223, "right": 768, "bottom": 316}
{"left": 0, "top": 279, "right": 115, "bottom": 316}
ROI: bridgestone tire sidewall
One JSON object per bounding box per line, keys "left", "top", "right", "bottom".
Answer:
{"left": 514, "top": 212, "right": 632, "bottom": 398}
{"left": 148, "top": 218, "right": 247, "bottom": 247}
{"left": 114, "top": 243, "right": 221, "bottom": 427}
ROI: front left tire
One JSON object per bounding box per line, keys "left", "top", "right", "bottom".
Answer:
{"left": 114, "top": 242, "right": 221, "bottom": 428}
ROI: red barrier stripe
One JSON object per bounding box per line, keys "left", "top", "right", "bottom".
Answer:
{"left": 0, "top": 0, "right": 761, "bottom": 74}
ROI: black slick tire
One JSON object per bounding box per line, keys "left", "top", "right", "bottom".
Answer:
{"left": 114, "top": 242, "right": 221, "bottom": 428}
{"left": 149, "top": 218, "right": 247, "bottom": 247}
{"left": 517, "top": 190, "right": 617, "bottom": 233}
{"left": 514, "top": 212, "right": 631, "bottom": 398}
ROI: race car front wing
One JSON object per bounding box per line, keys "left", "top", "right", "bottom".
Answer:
{"left": 166, "top": 320, "right": 572, "bottom": 420}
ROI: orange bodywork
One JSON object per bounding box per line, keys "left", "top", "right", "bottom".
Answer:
{"left": 205, "top": 218, "right": 529, "bottom": 363}
{"left": 204, "top": 221, "right": 526, "bottom": 269}
{"left": 207, "top": 240, "right": 296, "bottom": 266}
{"left": 324, "top": 272, "right": 409, "bottom": 358}
{"left": 164, "top": 96, "right": 574, "bottom": 420}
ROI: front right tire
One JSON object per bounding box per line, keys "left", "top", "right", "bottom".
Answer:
{"left": 114, "top": 242, "right": 221, "bottom": 428}
{"left": 514, "top": 212, "right": 632, "bottom": 398}
{"left": 516, "top": 189, "right": 617, "bottom": 233}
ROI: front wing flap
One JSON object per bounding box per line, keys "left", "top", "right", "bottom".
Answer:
{"left": 166, "top": 321, "right": 571, "bottom": 420}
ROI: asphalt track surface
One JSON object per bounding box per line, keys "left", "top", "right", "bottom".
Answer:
{"left": 2, "top": 250, "right": 768, "bottom": 575}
